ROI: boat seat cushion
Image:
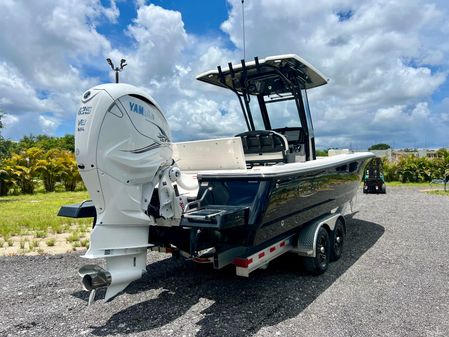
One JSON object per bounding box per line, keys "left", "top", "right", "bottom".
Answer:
{"left": 236, "top": 130, "right": 288, "bottom": 165}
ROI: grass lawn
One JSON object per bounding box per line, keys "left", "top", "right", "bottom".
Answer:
{"left": 427, "top": 190, "right": 449, "bottom": 197}
{"left": 386, "top": 181, "right": 433, "bottom": 187}
{"left": 384, "top": 181, "right": 449, "bottom": 197}
{"left": 0, "top": 191, "right": 90, "bottom": 240}
{"left": 1, "top": 183, "right": 447, "bottom": 255}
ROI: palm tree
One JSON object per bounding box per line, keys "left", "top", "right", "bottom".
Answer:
{"left": 0, "top": 166, "right": 15, "bottom": 196}
{"left": 11, "top": 164, "right": 36, "bottom": 194}
{"left": 59, "top": 151, "right": 81, "bottom": 191}
{"left": 35, "top": 149, "right": 65, "bottom": 192}
{"left": 7, "top": 147, "right": 43, "bottom": 194}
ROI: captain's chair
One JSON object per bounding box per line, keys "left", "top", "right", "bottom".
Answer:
{"left": 236, "top": 130, "right": 289, "bottom": 167}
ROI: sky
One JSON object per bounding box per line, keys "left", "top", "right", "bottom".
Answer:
{"left": 0, "top": 0, "right": 448, "bottom": 150}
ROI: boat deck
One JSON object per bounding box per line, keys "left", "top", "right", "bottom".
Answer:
{"left": 173, "top": 136, "right": 373, "bottom": 197}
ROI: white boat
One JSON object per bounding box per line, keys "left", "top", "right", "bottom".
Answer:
{"left": 59, "top": 54, "right": 374, "bottom": 302}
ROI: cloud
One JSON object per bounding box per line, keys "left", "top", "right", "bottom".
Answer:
{"left": 0, "top": 0, "right": 116, "bottom": 138}
{"left": 168, "top": 98, "right": 243, "bottom": 141}
{"left": 2, "top": 114, "right": 19, "bottom": 129}
{"left": 0, "top": 0, "right": 448, "bottom": 150}
{"left": 220, "top": 0, "right": 449, "bottom": 148}
{"left": 0, "top": 62, "right": 55, "bottom": 114}
{"left": 39, "top": 115, "right": 60, "bottom": 135}
{"left": 124, "top": 4, "right": 188, "bottom": 80}
{"left": 109, "top": 4, "right": 243, "bottom": 140}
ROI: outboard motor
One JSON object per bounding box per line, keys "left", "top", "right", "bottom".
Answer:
{"left": 75, "top": 83, "right": 178, "bottom": 300}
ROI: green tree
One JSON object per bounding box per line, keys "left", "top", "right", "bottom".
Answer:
{"left": 0, "top": 109, "right": 3, "bottom": 132}
{"left": 383, "top": 159, "right": 399, "bottom": 182}
{"left": 35, "top": 148, "right": 66, "bottom": 192}
{"left": 16, "top": 134, "right": 75, "bottom": 152}
{"left": 35, "top": 135, "right": 60, "bottom": 151}
{"left": 0, "top": 138, "right": 18, "bottom": 159}
{"left": 397, "top": 155, "right": 417, "bottom": 182}
{"left": 6, "top": 147, "right": 44, "bottom": 194}
{"left": 58, "top": 134, "right": 75, "bottom": 152}
{"left": 59, "top": 150, "right": 81, "bottom": 191}
{"left": 0, "top": 166, "right": 15, "bottom": 196}
{"left": 436, "top": 148, "right": 449, "bottom": 158}
{"left": 17, "top": 135, "right": 37, "bottom": 151}
{"left": 368, "top": 143, "right": 391, "bottom": 150}
{"left": 316, "top": 149, "right": 328, "bottom": 156}
{"left": 393, "top": 155, "right": 447, "bottom": 183}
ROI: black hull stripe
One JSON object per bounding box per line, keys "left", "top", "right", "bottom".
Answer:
{"left": 261, "top": 198, "right": 334, "bottom": 228}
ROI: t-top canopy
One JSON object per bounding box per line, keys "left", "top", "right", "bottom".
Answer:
{"left": 196, "top": 54, "right": 328, "bottom": 95}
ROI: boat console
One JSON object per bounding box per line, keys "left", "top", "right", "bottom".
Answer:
{"left": 236, "top": 130, "right": 288, "bottom": 166}
{"left": 196, "top": 54, "right": 329, "bottom": 162}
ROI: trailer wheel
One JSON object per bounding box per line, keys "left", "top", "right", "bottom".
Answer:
{"left": 330, "top": 219, "right": 345, "bottom": 261}
{"left": 303, "top": 227, "right": 330, "bottom": 275}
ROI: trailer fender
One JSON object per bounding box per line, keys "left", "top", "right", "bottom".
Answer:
{"left": 295, "top": 213, "right": 343, "bottom": 258}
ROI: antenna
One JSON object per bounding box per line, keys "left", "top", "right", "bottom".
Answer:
{"left": 106, "top": 58, "right": 127, "bottom": 83}
{"left": 241, "top": 0, "right": 246, "bottom": 60}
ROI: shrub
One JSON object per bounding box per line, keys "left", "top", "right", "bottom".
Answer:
{"left": 51, "top": 223, "right": 64, "bottom": 234}
{"left": 35, "top": 152, "right": 64, "bottom": 192}
{"left": 72, "top": 241, "right": 81, "bottom": 250}
{"left": 35, "top": 230, "right": 47, "bottom": 238}
{"left": 80, "top": 238, "right": 89, "bottom": 248}
{"left": 3, "top": 150, "right": 39, "bottom": 194}
{"left": 383, "top": 160, "right": 399, "bottom": 182}
{"left": 59, "top": 151, "right": 81, "bottom": 192}
{"left": 66, "top": 231, "right": 80, "bottom": 243}
{"left": 0, "top": 167, "right": 15, "bottom": 196}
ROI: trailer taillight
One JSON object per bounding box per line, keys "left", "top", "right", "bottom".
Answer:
{"left": 233, "top": 257, "right": 253, "bottom": 268}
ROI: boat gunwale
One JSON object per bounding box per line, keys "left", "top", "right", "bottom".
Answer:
{"left": 197, "top": 152, "right": 374, "bottom": 179}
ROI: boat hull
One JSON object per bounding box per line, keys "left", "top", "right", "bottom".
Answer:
{"left": 176, "top": 153, "right": 373, "bottom": 250}
{"left": 250, "top": 162, "right": 363, "bottom": 245}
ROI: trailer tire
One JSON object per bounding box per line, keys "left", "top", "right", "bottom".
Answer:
{"left": 303, "top": 227, "right": 330, "bottom": 275}
{"left": 330, "top": 219, "right": 345, "bottom": 261}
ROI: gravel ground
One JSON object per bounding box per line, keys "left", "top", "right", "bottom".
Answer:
{"left": 1, "top": 187, "right": 448, "bottom": 337}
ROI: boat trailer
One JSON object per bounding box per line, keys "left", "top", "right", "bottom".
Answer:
{"left": 60, "top": 201, "right": 346, "bottom": 304}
